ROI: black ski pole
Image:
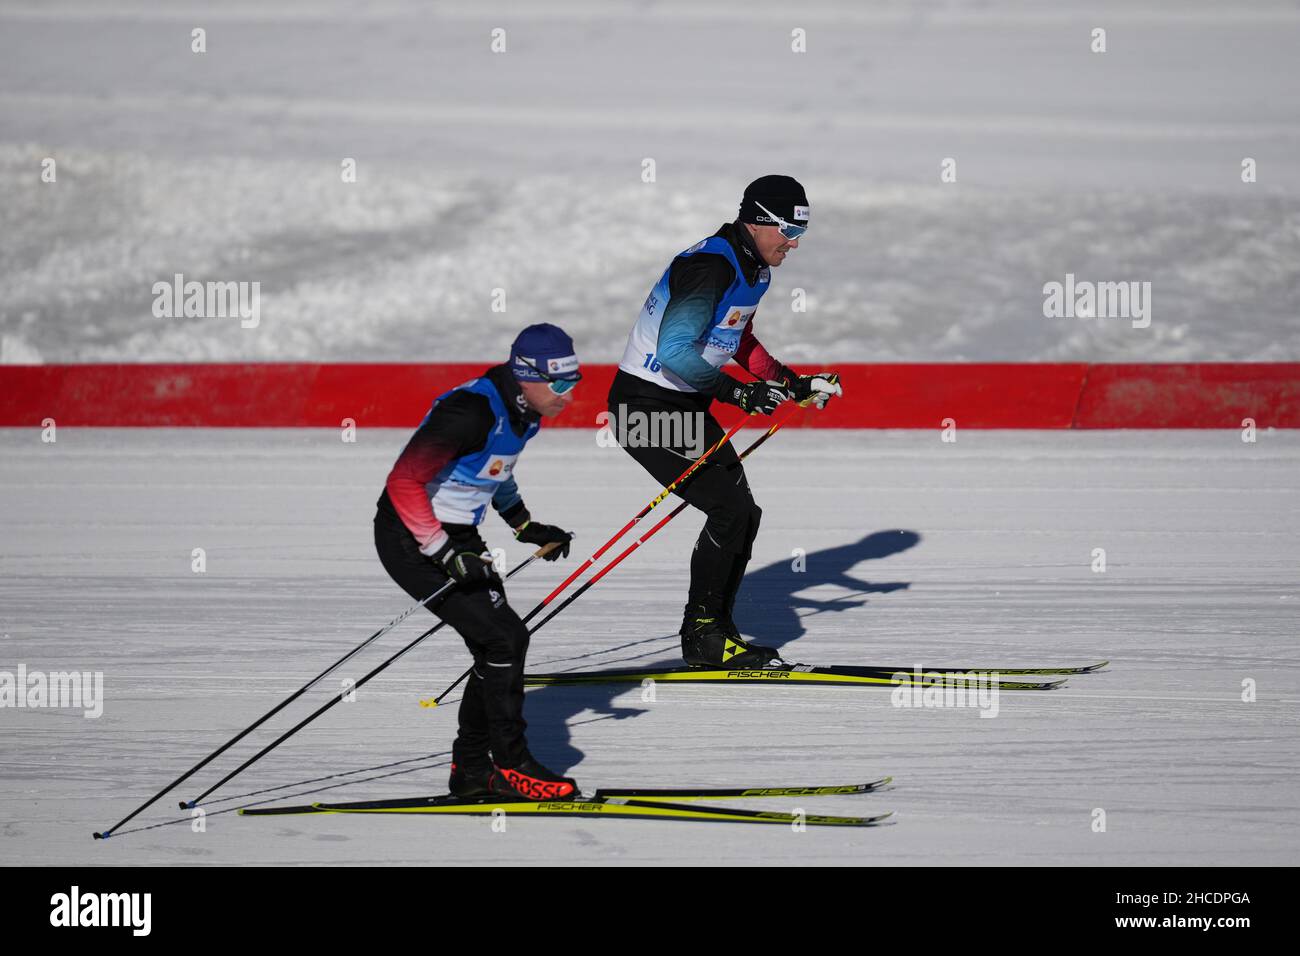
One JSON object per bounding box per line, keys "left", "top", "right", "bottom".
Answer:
{"left": 170, "top": 542, "right": 560, "bottom": 812}
{"left": 93, "top": 543, "right": 553, "bottom": 838}
{"left": 92, "top": 579, "right": 458, "bottom": 839}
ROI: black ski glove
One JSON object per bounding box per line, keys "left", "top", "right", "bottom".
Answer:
{"left": 514, "top": 520, "right": 573, "bottom": 561}
{"left": 431, "top": 529, "right": 495, "bottom": 586}
{"left": 716, "top": 378, "right": 792, "bottom": 416}
{"left": 784, "top": 371, "right": 843, "bottom": 409}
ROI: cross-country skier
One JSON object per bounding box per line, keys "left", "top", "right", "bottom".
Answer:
{"left": 609, "top": 175, "right": 843, "bottom": 668}
{"left": 374, "top": 324, "right": 582, "bottom": 800}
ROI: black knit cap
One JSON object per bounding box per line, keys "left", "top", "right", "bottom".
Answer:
{"left": 738, "top": 175, "right": 809, "bottom": 228}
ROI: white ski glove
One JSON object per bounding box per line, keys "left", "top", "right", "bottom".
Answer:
{"left": 786, "top": 372, "right": 843, "bottom": 409}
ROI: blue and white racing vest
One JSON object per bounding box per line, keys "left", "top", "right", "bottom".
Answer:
{"left": 424, "top": 376, "right": 539, "bottom": 526}
{"left": 618, "top": 235, "right": 770, "bottom": 392}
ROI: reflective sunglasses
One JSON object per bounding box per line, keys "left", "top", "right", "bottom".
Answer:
{"left": 518, "top": 356, "right": 582, "bottom": 395}
{"left": 754, "top": 200, "right": 807, "bottom": 241}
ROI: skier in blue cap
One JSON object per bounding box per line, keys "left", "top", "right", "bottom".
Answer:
{"left": 374, "top": 323, "right": 582, "bottom": 800}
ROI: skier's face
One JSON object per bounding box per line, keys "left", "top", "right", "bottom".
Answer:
{"left": 520, "top": 379, "right": 575, "bottom": 418}
{"left": 748, "top": 223, "right": 800, "bottom": 267}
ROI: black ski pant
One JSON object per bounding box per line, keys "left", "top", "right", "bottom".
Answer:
{"left": 373, "top": 503, "right": 530, "bottom": 768}
{"left": 607, "top": 370, "right": 762, "bottom": 622}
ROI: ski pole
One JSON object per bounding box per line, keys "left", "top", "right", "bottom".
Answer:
{"left": 92, "top": 543, "right": 554, "bottom": 838}
{"left": 418, "top": 411, "right": 749, "bottom": 709}
{"left": 526, "top": 406, "right": 794, "bottom": 638}
{"left": 92, "top": 579, "right": 459, "bottom": 839}
{"left": 421, "top": 406, "right": 794, "bottom": 707}
{"left": 171, "top": 543, "right": 560, "bottom": 812}
{"left": 543, "top": 413, "right": 748, "bottom": 604}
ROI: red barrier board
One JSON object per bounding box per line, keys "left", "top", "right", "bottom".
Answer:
{"left": 1, "top": 363, "right": 1296, "bottom": 428}
{"left": 1072, "top": 363, "right": 1300, "bottom": 428}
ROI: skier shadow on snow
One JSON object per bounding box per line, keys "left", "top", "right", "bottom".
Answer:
{"left": 522, "top": 529, "right": 919, "bottom": 777}
{"left": 521, "top": 683, "right": 651, "bottom": 781}
{"left": 734, "top": 528, "right": 919, "bottom": 653}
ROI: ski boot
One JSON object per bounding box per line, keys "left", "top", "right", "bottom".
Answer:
{"left": 680, "top": 612, "right": 780, "bottom": 669}
{"left": 489, "top": 756, "right": 579, "bottom": 801}
{"left": 448, "top": 758, "right": 493, "bottom": 798}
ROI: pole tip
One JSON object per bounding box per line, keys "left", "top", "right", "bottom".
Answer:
{"left": 92, "top": 831, "right": 106, "bottom": 840}
{"left": 178, "top": 800, "right": 192, "bottom": 810}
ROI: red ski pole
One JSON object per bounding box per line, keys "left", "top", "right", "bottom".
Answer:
{"left": 539, "top": 414, "right": 749, "bottom": 608}
{"left": 421, "top": 404, "right": 794, "bottom": 707}
{"left": 420, "top": 412, "right": 748, "bottom": 709}
{"left": 526, "top": 406, "right": 795, "bottom": 638}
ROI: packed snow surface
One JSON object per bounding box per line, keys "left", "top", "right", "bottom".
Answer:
{"left": 2, "top": 426, "right": 1297, "bottom": 864}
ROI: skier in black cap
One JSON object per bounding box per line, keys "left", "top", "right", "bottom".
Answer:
{"left": 374, "top": 323, "right": 582, "bottom": 799}
{"left": 609, "top": 176, "right": 843, "bottom": 668}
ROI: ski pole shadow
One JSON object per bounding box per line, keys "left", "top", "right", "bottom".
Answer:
{"left": 201, "top": 751, "right": 454, "bottom": 813}
{"left": 734, "top": 529, "right": 920, "bottom": 654}
{"left": 533, "top": 632, "right": 676, "bottom": 668}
